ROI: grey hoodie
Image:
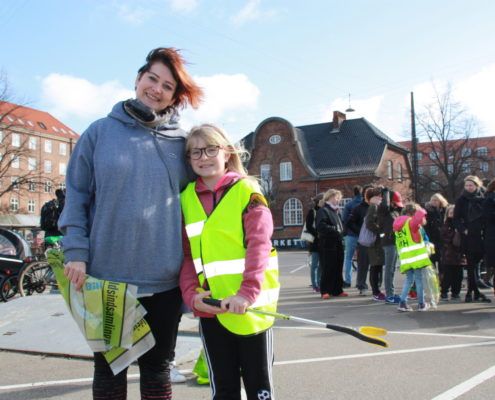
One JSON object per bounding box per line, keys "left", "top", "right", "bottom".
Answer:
{"left": 59, "top": 101, "right": 191, "bottom": 293}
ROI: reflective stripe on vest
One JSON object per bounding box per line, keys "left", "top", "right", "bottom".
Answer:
{"left": 181, "top": 179, "right": 280, "bottom": 336}
{"left": 395, "top": 219, "right": 431, "bottom": 273}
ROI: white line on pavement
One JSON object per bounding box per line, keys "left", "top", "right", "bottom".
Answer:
{"left": 430, "top": 365, "right": 495, "bottom": 400}
{"left": 273, "top": 340, "right": 495, "bottom": 366}
{"left": 0, "top": 371, "right": 193, "bottom": 391}
{"left": 289, "top": 265, "right": 307, "bottom": 273}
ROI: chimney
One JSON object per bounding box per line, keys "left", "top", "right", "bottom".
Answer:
{"left": 332, "top": 111, "right": 346, "bottom": 132}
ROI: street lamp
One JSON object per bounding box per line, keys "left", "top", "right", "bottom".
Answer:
{"left": 345, "top": 93, "right": 355, "bottom": 113}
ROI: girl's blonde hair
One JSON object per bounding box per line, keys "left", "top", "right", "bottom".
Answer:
{"left": 444, "top": 205, "right": 455, "bottom": 222}
{"left": 464, "top": 175, "right": 483, "bottom": 188}
{"left": 402, "top": 202, "right": 421, "bottom": 216}
{"left": 430, "top": 193, "right": 449, "bottom": 208}
{"left": 186, "top": 124, "right": 250, "bottom": 176}
{"left": 319, "top": 189, "right": 342, "bottom": 207}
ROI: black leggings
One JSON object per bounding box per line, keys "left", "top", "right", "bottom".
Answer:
{"left": 369, "top": 265, "right": 383, "bottom": 295}
{"left": 441, "top": 265, "right": 463, "bottom": 296}
{"left": 465, "top": 252, "right": 483, "bottom": 296}
{"left": 200, "top": 317, "right": 274, "bottom": 400}
{"left": 93, "top": 287, "right": 182, "bottom": 400}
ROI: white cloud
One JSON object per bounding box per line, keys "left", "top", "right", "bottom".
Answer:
{"left": 180, "top": 73, "right": 260, "bottom": 130}
{"left": 116, "top": 3, "right": 154, "bottom": 25}
{"left": 168, "top": 0, "right": 199, "bottom": 13}
{"left": 41, "top": 73, "right": 133, "bottom": 121}
{"left": 231, "top": 0, "right": 278, "bottom": 26}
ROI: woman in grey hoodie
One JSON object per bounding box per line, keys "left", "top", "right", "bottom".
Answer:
{"left": 59, "top": 48, "right": 203, "bottom": 399}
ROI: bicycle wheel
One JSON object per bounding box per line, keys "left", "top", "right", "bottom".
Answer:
{"left": 18, "top": 262, "right": 57, "bottom": 297}
{"left": 0, "top": 274, "right": 19, "bottom": 302}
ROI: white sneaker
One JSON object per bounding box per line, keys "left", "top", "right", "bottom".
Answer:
{"left": 170, "top": 366, "right": 186, "bottom": 383}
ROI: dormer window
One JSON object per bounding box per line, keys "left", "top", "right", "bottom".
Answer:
{"left": 38, "top": 121, "right": 47, "bottom": 130}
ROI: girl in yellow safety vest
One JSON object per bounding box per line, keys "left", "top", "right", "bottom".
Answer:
{"left": 179, "top": 124, "right": 279, "bottom": 400}
{"left": 393, "top": 203, "right": 431, "bottom": 312}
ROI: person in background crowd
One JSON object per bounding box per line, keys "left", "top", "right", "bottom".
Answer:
{"left": 453, "top": 175, "right": 491, "bottom": 302}
{"left": 342, "top": 185, "right": 362, "bottom": 288}
{"left": 346, "top": 185, "right": 374, "bottom": 296}
{"left": 425, "top": 193, "right": 449, "bottom": 281}
{"left": 440, "top": 205, "right": 465, "bottom": 300}
{"left": 483, "top": 179, "right": 495, "bottom": 291}
{"left": 316, "top": 189, "right": 348, "bottom": 299}
{"left": 378, "top": 188, "right": 403, "bottom": 304}
{"left": 365, "top": 187, "right": 386, "bottom": 301}
{"left": 394, "top": 203, "right": 431, "bottom": 312}
{"left": 60, "top": 47, "right": 203, "bottom": 400}
{"left": 305, "top": 193, "right": 324, "bottom": 292}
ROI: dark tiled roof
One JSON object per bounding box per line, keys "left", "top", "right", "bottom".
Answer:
{"left": 242, "top": 117, "right": 407, "bottom": 178}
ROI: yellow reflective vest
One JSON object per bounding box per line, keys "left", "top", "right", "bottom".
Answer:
{"left": 395, "top": 219, "right": 431, "bottom": 273}
{"left": 180, "top": 178, "right": 279, "bottom": 336}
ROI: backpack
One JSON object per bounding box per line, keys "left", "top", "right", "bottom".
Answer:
{"left": 40, "top": 200, "right": 59, "bottom": 231}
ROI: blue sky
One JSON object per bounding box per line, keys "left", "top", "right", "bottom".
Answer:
{"left": 2, "top": 0, "right": 495, "bottom": 142}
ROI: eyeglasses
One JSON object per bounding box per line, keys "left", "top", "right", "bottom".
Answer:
{"left": 188, "top": 145, "right": 221, "bottom": 160}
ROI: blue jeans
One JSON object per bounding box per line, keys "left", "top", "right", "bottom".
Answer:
{"left": 343, "top": 235, "right": 358, "bottom": 285}
{"left": 309, "top": 251, "right": 320, "bottom": 289}
{"left": 383, "top": 245, "right": 398, "bottom": 297}
{"left": 400, "top": 268, "right": 425, "bottom": 304}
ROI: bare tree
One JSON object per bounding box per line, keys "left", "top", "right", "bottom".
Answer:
{"left": 0, "top": 73, "right": 56, "bottom": 211}
{"left": 416, "top": 84, "right": 493, "bottom": 202}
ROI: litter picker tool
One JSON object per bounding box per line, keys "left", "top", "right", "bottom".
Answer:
{"left": 202, "top": 298, "right": 389, "bottom": 348}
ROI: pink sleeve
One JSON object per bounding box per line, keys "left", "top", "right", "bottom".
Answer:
{"left": 237, "top": 201, "right": 274, "bottom": 305}
{"left": 409, "top": 208, "right": 427, "bottom": 234}
{"left": 179, "top": 223, "right": 212, "bottom": 318}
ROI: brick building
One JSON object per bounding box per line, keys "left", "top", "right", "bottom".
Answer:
{"left": 241, "top": 111, "right": 412, "bottom": 246}
{"left": 0, "top": 101, "right": 79, "bottom": 228}
{"left": 398, "top": 136, "right": 495, "bottom": 203}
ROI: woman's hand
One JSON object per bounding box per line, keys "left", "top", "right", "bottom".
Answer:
{"left": 370, "top": 195, "right": 382, "bottom": 205}
{"left": 193, "top": 290, "right": 226, "bottom": 315}
{"left": 64, "top": 261, "right": 87, "bottom": 291}
{"left": 221, "top": 295, "right": 250, "bottom": 314}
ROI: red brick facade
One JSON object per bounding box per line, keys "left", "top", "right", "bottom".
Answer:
{"left": 246, "top": 117, "right": 412, "bottom": 244}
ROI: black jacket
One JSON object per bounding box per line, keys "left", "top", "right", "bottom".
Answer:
{"left": 453, "top": 189, "right": 485, "bottom": 254}
{"left": 345, "top": 201, "right": 369, "bottom": 237}
{"left": 305, "top": 207, "right": 319, "bottom": 252}
{"left": 316, "top": 204, "right": 343, "bottom": 251}
{"left": 425, "top": 205, "right": 446, "bottom": 250}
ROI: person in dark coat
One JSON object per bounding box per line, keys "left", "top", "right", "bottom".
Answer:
{"left": 365, "top": 187, "right": 385, "bottom": 301}
{"left": 346, "top": 185, "right": 374, "bottom": 295}
{"left": 453, "top": 175, "right": 490, "bottom": 302}
{"left": 316, "top": 189, "right": 348, "bottom": 299}
{"left": 342, "top": 185, "right": 362, "bottom": 287}
{"left": 305, "top": 193, "right": 324, "bottom": 292}
{"left": 483, "top": 179, "right": 495, "bottom": 289}
{"left": 425, "top": 193, "right": 448, "bottom": 273}
{"left": 440, "top": 205, "right": 466, "bottom": 300}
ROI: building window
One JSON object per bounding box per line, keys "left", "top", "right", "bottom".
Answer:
{"left": 59, "top": 142, "right": 67, "bottom": 156}
{"left": 461, "top": 147, "right": 472, "bottom": 157}
{"left": 28, "top": 181, "right": 36, "bottom": 192}
{"left": 10, "top": 197, "right": 19, "bottom": 212}
{"left": 44, "top": 181, "right": 52, "bottom": 193}
{"left": 476, "top": 147, "right": 488, "bottom": 157}
{"left": 431, "top": 182, "right": 439, "bottom": 190}
{"left": 44, "top": 160, "right": 52, "bottom": 173}
{"left": 260, "top": 164, "right": 271, "bottom": 182}
{"left": 0, "top": 130, "right": 3, "bottom": 143}
{"left": 29, "top": 137, "right": 37, "bottom": 150}
{"left": 397, "top": 163, "right": 403, "bottom": 182}
{"left": 11, "top": 155, "right": 19, "bottom": 169}
{"left": 28, "top": 157, "right": 37, "bottom": 171}
{"left": 12, "top": 133, "right": 20, "bottom": 147}
{"left": 11, "top": 177, "right": 19, "bottom": 190}
{"left": 480, "top": 161, "right": 489, "bottom": 172}
{"left": 44, "top": 140, "right": 52, "bottom": 153}
{"left": 58, "top": 182, "right": 66, "bottom": 190}
{"left": 59, "top": 162, "right": 67, "bottom": 176}
{"left": 283, "top": 198, "right": 303, "bottom": 226}
{"left": 280, "top": 161, "right": 292, "bottom": 181}
{"left": 447, "top": 164, "right": 454, "bottom": 174}
{"left": 387, "top": 160, "right": 393, "bottom": 180}
{"left": 429, "top": 151, "right": 438, "bottom": 160}
{"left": 416, "top": 152, "right": 423, "bottom": 161}
{"left": 430, "top": 166, "right": 438, "bottom": 176}
{"left": 28, "top": 200, "right": 35, "bottom": 213}
{"left": 418, "top": 166, "right": 424, "bottom": 175}
{"left": 462, "top": 162, "right": 470, "bottom": 173}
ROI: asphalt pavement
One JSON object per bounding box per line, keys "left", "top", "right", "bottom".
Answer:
{"left": 1, "top": 251, "right": 495, "bottom": 400}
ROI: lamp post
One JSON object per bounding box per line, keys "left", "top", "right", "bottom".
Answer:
{"left": 410, "top": 92, "right": 418, "bottom": 202}
{"left": 345, "top": 93, "right": 355, "bottom": 113}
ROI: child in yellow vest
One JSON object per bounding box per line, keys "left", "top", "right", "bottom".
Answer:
{"left": 179, "top": 124, "right": 279, "bottom": 400}
{"left": 393, "top": 203, "right": 431, "bottom": 312}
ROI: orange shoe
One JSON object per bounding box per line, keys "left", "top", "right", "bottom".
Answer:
{"left": 336, "top": 292, "right": 349, "bottom": 297}
{"left": 321, "top": 293, "right": 331, "bottom": 299}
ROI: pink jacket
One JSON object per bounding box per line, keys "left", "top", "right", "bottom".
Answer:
{"left": 179, "top": 172, "right": 274, "bottom": 318}
{"left": 393, "top": 208, "right": 427, "bottom": 243}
